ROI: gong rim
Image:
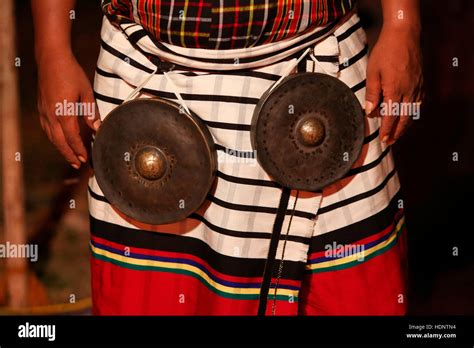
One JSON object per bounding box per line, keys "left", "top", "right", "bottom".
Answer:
{"left": 251, "top": 72, "right": 365, "bottom": 191}
{"left": 92, "top": 98, "right": 217, "bottom": 225}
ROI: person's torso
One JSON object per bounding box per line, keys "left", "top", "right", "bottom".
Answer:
{"left": 102, "top": 0, "right": 355, "bottom": 49}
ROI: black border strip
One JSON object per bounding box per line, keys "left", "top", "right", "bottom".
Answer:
{"left": 258, "top": 187, "right": 291, "bottom": 315}
{"left": 1, "top": 316, "right": 472, "bottom": 344}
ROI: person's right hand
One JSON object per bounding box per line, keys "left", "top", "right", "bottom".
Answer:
{"left": 37, "top": 51, "right": 100, "bottom": 169}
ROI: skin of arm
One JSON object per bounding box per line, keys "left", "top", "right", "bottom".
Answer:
{"left": 365, "top": 0, "right": 423, "bottom": 145}
{"left": 32, "top": 0, "right": 100, "bottom": 169}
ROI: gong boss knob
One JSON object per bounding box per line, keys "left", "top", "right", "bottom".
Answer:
{"left": 134, "top": 146, "right": 168, "bottom": 181}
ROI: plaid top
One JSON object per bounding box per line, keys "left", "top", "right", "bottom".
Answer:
{"left": 102, "top": 0, "right": 355, "bottom": 49}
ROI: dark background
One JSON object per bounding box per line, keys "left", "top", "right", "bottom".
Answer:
{"left": 7, "top": 0, "right": 474, "bottom": 313}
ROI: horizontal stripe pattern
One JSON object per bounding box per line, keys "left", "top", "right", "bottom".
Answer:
{"left": 90, "top": 12, "right": 404, "bottom": 314}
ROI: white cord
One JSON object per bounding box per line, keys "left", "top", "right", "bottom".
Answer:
{"left": 124, "top": 46, "right": 322, "bottom": 113}
{"left": 268, "top": 47, "right": 311, "bottom": 94}
{"left": 124, "top": 66, "right": 192, "bottom": 116}
{"left": 124, "top": 65, "right": 159, "bottom": 102}
{"left": 163, "top": 71, "right": 191, "bottom": 115}
{"left": 310, "top": 53, "right": 330, "bottom": 75}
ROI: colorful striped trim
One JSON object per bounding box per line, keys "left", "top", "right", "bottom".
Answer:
{"left": 90, "top": 239, "right": 299, "bottom": 301}
{"left": 90, "top": 216, "right": 306, "bottom": 279}
{"left": 306, "top": 215, "right": 406, "bottom": 273}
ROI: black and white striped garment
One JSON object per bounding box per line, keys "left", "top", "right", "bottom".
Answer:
{"left": 89, "top": 13, "right": 404, "bottom": 315}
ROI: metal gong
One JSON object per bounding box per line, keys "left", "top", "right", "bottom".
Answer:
{"left": 92, "top": 98, "right": 217, "bottom": 225}
{"left": 251, "top": 73, "right": 365, "bottom": 191}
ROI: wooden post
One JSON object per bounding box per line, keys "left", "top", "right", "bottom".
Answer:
{"left": 0, "top": 0, "right": 28, "bottom": 308}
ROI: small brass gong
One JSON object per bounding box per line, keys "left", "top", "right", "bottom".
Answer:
{"left": 251, "top": 73, "right": 365, "bottom": 191}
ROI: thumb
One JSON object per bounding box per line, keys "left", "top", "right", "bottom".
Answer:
{"left": 365, "top": 66, "right": 382, "bottom": 117}
{"left": 81, "top": 89, "right": 101, "bottom": 131}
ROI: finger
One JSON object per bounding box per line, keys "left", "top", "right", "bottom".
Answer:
{"left": 380, "top": 115, "right": 398, "bottom": 143}
{"left": 389, "top": 96, "right": 418, "bottom": 144}
{"left": 49, "top": 122, "right": 82, "bottom": 168}
{"left": 369, "top": 105, "right": 381, "bottom": 119}
{"left": 389, "top": 116, "right": 411, "bottom": 145}
{"left": 379, "top": 93, "right": 402, "bottom": 143}
{"left": 39, "top": 116, "right": 48, "bottom": 134}
{"left": 60, "top": 116, "right": 88, "bottom": 163}
{"left": 81, "top": 89, "right": 101, "bottom": 131}
{"left": 39, "top": 116, "right": 53, "bottom": 142}
{"left": 365, "top": 65, "right": 382, "bottom": 117}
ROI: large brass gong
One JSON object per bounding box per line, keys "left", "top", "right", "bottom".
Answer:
{"left": 92, "top": 98, "right": 217, "bottom": 225}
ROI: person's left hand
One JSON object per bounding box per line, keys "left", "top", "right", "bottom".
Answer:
{"left": 365, "top": 27, "right": 424, "bottom": 145}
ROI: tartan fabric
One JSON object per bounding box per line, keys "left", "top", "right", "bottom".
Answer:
{"left": 101, "top": 0, "right": 355, "bottom": 49}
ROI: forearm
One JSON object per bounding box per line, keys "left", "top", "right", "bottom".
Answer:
{"left": 31, "top": 0, "right": 76, "bottom": 63}
{"left": 380, "top": 0, "right": 421, "bottom": 36}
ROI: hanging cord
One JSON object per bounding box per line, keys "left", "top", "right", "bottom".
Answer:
{"left": 162, "top": 71, "right": 191, "bottom": 115}
{"left": 124, "top": 64, "right": 159, "bottom": 102}
{"left": 268, "top": 46, "right": 331, "bottom": 96}
{"left": 271, "top": 190, "right": 300, "bottom": 316}
{"left": 309, "top": 53, "right": 331, "bottom": 75}
{"left": 268, "top": 48, "right": 312, "bottom": 94}
{"left": 123, "top": 63, "right": 191, "bottom": 115}
{"left": 124, "top": 44, "right": 326, "bottom": 115}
